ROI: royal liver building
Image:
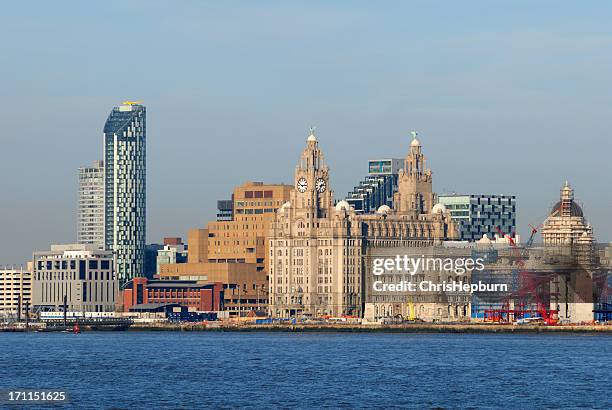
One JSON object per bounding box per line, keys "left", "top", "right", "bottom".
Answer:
{"left": 268, "top": 130, "right": 458, "bottom": 318}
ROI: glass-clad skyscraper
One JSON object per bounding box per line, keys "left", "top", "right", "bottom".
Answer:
{"left": 104, "top": 102, "right": 146, "bottom": 286}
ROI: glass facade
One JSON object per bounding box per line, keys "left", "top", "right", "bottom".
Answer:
{"left": 438, "top": 194, "right": 516, "bottom": 241}
{"left": 346, "top": 159, "right": 403, "bottom": 214}
{"left": 104, "top": 104, "right": 146, "bottom": 287}
{"left": 216, "top": 199, "right": 233, "bottom": 221}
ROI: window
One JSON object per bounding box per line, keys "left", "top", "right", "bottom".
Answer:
{"left": 79, "top": 261, "right": 86, "bottom": 280}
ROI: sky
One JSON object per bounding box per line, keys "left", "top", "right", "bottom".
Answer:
{"left": 1, "top": 1, "right": 611, "bottom": 264}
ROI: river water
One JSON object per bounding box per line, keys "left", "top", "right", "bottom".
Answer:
{"left": 1, "top": 331, "right": 610, "bottom": 409}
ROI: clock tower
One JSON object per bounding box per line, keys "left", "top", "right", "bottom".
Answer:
{"left": 269, "top": 129, "right": 363, "bottom": 318}
{"left": 292, "top": 128, "right": 333, "bottom": 219}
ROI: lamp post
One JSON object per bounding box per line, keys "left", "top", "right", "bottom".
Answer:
{"left": 237, "top": 285, "right": 241, "bottom": 318}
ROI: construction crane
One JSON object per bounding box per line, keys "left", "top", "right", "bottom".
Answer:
{"left": 485, "top": 225, "right": 558, "bottom": 325}
{"left": 525, "top": 223, "right": 542, "bottom": 248}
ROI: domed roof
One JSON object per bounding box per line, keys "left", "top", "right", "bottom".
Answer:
{"left": 551, "top": 201, "right": 583, "bottom": 217}
{"left": 376, "top": 205, "right": 391, "bottom": 215}
{"left": 431, "top": 203, "right": 446, "bottom": 214}
{"left": 307, "top": 127, "right": 317, "bottom": 143}
{"left": 410, "top": 137, "right": 420, "bottom": 147}
{"left": 335, "top": 200, "right": 351, "bottom": 211}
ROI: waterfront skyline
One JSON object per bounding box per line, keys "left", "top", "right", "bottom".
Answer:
{"left": 1, "top": 1, "right": 612, "bottom": 264}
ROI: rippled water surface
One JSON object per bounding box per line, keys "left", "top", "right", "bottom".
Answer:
{"left": 1, "top": 331, "right": 610, "bottom": 409}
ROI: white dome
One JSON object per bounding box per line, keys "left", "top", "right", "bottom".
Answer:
{"left": 431, "top": 203, "right": 446, "bottom": 214}
{"left": 376, "top": 205, "right": 391, "bottom": 215}
{"left": 411, "top": 138, "right": 420, "bottom": 147}
{"left": 307, "top": 134, "right": 317, "bottom": 143}
{"left": 478, "top": 234, "right": 492, "bottom": 244}
{"left": 335, "top": 200, "right": 351, "bottom": 211}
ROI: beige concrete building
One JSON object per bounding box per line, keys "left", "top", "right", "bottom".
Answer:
{"left": 269, "top": 131, "right": 458, "bottom": 318}
{"left": 0, "top": 264, "right": 32, "bottom": 318}
{"left": 207, "top": 182, "right": 292, "bottom": 271}
{"left": 159, "top": 182, "right": 292, "bottom": 316}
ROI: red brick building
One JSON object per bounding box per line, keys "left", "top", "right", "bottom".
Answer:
{"left": 122, "top": 278, "right": 224, "bottom": 312}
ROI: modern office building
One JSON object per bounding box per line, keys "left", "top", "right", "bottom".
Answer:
{"left": 103, "top": 102, "right": 146, "bottom": 286}
{"left": 32, "top": 244, "right": 118, "bottom": 313}
{"left": 77, "top": 160, "right": 105, "bottom": 248}
{"left": 206, "top": 181, "right": 293, "bottom": 272}
{"left": 216, "top": 200, "right": 233, "bottom": 221}
{"left": 0, "top": 265, "right": 32, "bottom": 318}
{"left": 346, "top": 158, "right": 404, "bottom": 214}
{"left": 438, "top": 194, "right": 516, "bottom": 241}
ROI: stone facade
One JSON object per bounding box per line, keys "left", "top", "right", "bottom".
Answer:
{"left": 268, "top": 131, "right": 458, "bottom": 318}
{"left": 542, "top": 182, "right": 595, "bottom": 323}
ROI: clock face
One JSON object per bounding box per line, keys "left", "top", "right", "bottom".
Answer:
{"left": 316, "top": 178, "right": 327, "bottom": 193}
{"left": 297, "top": 177, "right": 308, "bottom": 193}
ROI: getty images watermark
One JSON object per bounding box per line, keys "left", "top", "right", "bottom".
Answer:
{"left": 371, "top": 255, "right": 508, "bottom": 293}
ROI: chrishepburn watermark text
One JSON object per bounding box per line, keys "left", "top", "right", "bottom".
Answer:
{"left": 371, "top": 255, "right": 507, "bottom": 293}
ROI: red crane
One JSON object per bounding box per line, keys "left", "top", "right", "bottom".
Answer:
{"left": 484, "top": 225, "right": 558, "bottom": 325}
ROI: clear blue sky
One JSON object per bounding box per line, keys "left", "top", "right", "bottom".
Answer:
{"left": 1, "top": 1, "right": 611, "bottom": 264}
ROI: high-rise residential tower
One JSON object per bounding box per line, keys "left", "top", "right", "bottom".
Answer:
{"left": 77, "top": 160, "right": 105, "bottom": 248}
{"left": 103, "top": 102, "right": 146, "bottom": 286}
